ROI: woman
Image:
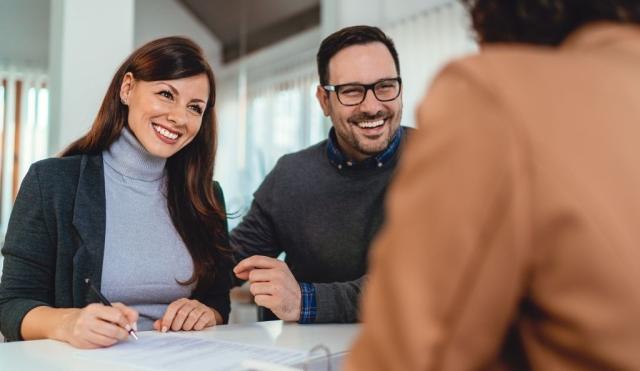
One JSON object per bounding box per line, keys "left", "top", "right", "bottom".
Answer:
{"left": 0, "top": 36, "right": 232, "bottom": 348}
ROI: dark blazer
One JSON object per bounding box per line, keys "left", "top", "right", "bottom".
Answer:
{"left": 0, "top": 153, "right": 232, "bottom": 341}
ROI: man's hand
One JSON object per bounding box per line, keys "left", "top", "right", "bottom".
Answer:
{"left": 233, "top": 255, "right": 301, "bottom": 321}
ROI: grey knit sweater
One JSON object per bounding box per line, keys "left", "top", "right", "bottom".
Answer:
{"left": 101, "top": 128, "right": 194, "bottom": 331}
{"left": 230, "top": 128, "right": 412, "bottom": 323}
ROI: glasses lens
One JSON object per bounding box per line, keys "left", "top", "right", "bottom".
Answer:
{"left": 374, "top": 79, "right": 400, "bottom": 101}
{"left": 336, "top": 85, "right": 365, "bottom": 105}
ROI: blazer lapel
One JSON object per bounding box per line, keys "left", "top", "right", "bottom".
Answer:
{"left": 71, "top": 154, "right": 106, "bottom": 307}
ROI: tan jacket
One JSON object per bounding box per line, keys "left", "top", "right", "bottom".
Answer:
{"left": 345, "top": 23, "right": 640, "bottom": 371}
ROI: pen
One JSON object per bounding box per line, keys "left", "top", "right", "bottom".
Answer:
{"left": 84, "top": 278, "right": 138, "bottom": 340}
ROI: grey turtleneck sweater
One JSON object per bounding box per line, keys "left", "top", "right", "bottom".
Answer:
{"left": 101, "top": 128, "right": 194, "bottom": 331}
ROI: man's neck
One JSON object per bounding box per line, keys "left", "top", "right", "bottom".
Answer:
{"left": 336, "top": 137, "right": 372, "bottom": 162}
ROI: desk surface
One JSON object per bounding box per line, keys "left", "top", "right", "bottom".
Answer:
{"left": 0, "top": 321, "right": 360, "bottom": 370}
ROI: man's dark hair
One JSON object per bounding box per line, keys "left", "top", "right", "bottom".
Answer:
{"left": 317, "top": 25, "right": 400, "bottom": 86}
{"left": 462, "top": 0, "right": 640, "bottom": 46}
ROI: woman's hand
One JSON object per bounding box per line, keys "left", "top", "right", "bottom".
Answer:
{"left": 153, "top": 298, "right": 221, "bottom": 332}
{"left": 56, "top": 303, "right": 138, "bottom": 349}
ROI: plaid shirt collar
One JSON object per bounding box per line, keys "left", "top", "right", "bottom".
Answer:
{"left": 326, "top": 126, "right": 404, "bottom": 170}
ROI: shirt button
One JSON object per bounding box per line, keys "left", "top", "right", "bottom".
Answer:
{"left": 377, "top": 162, "right": 383, "bottom": 168}
{"left": 338, "top": 164, "right": 343, "bottom": 170}
{"left": 347, "top": 161, "right": 353, "bottom": 166}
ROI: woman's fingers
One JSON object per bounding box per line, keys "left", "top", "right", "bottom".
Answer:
{"left": 182, "top": 309, "right": 204, "bottom": 331}
{"left": 159, "top": 298, "right": 189, "bottom": 332}
{"left": 112, "top": 302, "right": 139, "bottom": 331}
{"left": 158, "top": 299, "right": 217, "bottom": 332}
{"left": 193, "top": 310, "right": 215, "bottom": 331}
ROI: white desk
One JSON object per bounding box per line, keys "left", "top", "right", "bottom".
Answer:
{"left": 0, "top": 321, "right": 359, "bottom": 370}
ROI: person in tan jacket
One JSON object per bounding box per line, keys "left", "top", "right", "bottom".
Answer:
{"left": 345, "top": 1, "right": 640, "bottom": 370}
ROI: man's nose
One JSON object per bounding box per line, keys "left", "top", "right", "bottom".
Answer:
{"left": 359, "top": 88, "right": 383, "bottom": 114}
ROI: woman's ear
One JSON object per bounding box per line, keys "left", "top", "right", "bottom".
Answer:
{"left": 120, "top": 72, "right": 135, "bottom": 105}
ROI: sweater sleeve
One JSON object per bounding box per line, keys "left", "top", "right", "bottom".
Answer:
{"left": 312, "top": 276, "right": 365, "bottom": 323}
{"left": 229, "top": 168, "right": 282, "bottom": 264}
{"left": 0, "top": 164, "right": 55, "bottom": 341}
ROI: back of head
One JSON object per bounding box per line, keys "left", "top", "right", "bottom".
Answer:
{"left": 316, "top": 25, "right": 400, "bottom": 86}
{"left": 462, "top": 0, "right": 640, "bottom": 45}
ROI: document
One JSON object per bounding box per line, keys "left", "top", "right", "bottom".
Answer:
{"left": 75, "top": 333, "right": 308, "bottom": 370}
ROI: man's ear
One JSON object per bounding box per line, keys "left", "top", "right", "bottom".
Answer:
{"left": 119, "top": 72, "right": 135, "bottom": 105}
{"left": 315, "top": 85, "right": 330, "bottom": 117}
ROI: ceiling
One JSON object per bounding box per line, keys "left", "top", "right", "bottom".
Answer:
{"left": 178, "top": 0, "right": 320, "bottom": 63}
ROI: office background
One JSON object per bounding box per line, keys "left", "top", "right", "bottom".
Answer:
{"left": 0, "top": 0, "right": 477, "bottom": 325}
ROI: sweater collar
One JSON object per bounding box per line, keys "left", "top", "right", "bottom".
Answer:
{"left": 326, "top": 126, "right": 404, "bottom": 170}
{"left": 103, "top": 127, "right": 166, "bottom": 181}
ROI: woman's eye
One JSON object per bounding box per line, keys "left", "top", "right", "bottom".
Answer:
{"left": 158, "top": 90, "right": 174, "bottom": 100}
{"left": 189, "top": 105, "right": 203, "bottom": 115}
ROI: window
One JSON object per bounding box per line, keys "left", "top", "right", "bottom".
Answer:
{"left": 0, "top": 71, "right": 49, "bottom": 234}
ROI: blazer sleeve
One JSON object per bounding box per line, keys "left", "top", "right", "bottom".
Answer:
{"left": 191, "top": 181, "right": 233, "bottom": 324}
{"left": 0, "top": 164, "right": 55, "bottom": 341}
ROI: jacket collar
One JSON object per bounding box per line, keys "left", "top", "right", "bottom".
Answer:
{"left": 562, "top": 22, "right": 640, "bottom": 52}
{"left": 71, "top": 153, "right": 106, "bottom": 305}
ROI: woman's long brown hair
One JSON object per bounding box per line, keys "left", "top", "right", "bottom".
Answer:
{"left": 62, "top": 37, "right": 229, "bottom": 290}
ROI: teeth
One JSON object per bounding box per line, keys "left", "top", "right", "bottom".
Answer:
{"left": 153, "top": 124, "right": 179, "bottom": 140}
{"left": 357, "top": 119, "right": 384, "bottom": 129}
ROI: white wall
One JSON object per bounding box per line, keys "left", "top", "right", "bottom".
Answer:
{"left": 46, "top": 0, "right": 224, "bottom": 155}
{"left": 135, "top": 0, "right": 223, "bottom": 71}
{"left": 0, "top": 0, "right": 50, "bottom": 69}
{"left": 48, "top": 0, "right": 135, "bottom": 154}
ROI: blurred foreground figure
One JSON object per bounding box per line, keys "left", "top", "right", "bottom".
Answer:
{"left": 346, "top": 0, "right": 640, "bottom": 369}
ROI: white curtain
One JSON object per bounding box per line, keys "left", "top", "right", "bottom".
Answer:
{"left": 216, "top": 68, "right": 330, "bottom": 226}
{"left": 384, "top": 0, "right": 477, "bottom": 127}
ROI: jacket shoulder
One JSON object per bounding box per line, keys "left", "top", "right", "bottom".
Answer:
{"left": 27, "top": 154, "right": 96, "bottom": 192}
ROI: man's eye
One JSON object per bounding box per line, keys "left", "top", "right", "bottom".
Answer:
{"left": 341, "top": 87, "right": 363, "bottom": 96}
{"left": 158, "top": 90, "right": 174, "bottom": 99}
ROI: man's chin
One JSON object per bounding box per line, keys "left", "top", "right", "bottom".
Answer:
{"left": 357, "top": 141, "right": 390, "bottom": 157}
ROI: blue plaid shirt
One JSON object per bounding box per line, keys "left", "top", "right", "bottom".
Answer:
{"left": 297, "top": 126, "right": 406, "bottom": 324}
{"left": 298, "top": 282, "right": 317, "bottom": 324}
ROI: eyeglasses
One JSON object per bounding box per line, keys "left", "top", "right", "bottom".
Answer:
{"left": 323, "top": 77, "right": 402, "bottom": 106}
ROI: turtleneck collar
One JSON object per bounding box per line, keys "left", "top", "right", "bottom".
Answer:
{"left": 103, "top": 127, "right": 166, "bottom": 182}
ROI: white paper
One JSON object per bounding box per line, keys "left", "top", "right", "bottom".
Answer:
{"left": 75, "top": 333, "right": 308, "bottom": 371}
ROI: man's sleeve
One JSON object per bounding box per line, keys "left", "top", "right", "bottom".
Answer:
{"left": 345, "top": 61, "right": 533, "bottom": 370}
{"left": 230, "top": 199, "right": 280, "bottom": 262}
{"left": 307, "top": 276, "right": 365, "bottom": 323}
{"left": 230, "top": 162, "right": 284, "bottom": 262}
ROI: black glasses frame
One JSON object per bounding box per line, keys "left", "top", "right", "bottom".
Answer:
{"left": 323, "top": 77, "right": 402, "bottom": 106}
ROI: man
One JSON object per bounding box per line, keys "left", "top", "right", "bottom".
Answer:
{"left": 231, "top": 25, "right": 410, "bottom": 323}
{"left": 346, "top": 1, "right": 640, "bottom": 370}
